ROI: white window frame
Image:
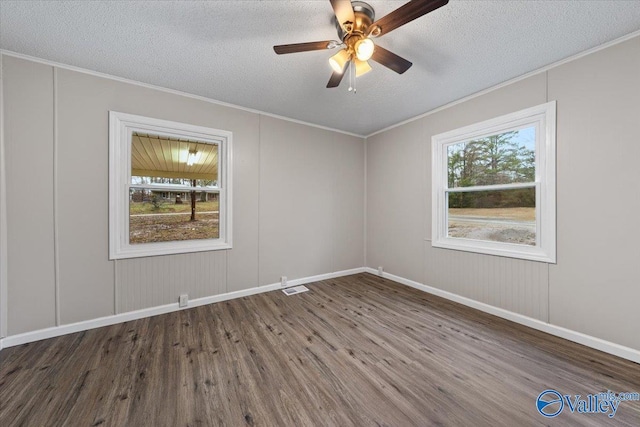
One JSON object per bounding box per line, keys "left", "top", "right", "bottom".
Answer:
{"left": 431, "top": 101, "right": 556, "bottom": 263}
{"left": 109, "top": 111, "right": 232, "bottom": 259}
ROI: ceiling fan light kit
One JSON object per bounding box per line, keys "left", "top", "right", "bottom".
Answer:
{"left": 354, "top": 58, "right": 372, "bottom": 77}
{"left": 354, "top": 38, "right": 375, "bottom": 61}
{"left": 329, "top": 49, "right": 351, "bottom": 74}
{"left": 273, "top": 0, "right": 449, "bottom": 91}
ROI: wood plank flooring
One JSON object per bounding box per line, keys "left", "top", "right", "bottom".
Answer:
{"left": 1, "top": 273, "right": 639, "bottom": 426}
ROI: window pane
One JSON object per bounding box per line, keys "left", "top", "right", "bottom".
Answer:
{"left": 130, "top": 132, "right": 218, "bottom": 186}
{"left": 129, "top": 131, "right": 220, "bottom": 244}
{"left": 448, "top": 188, "right": 535, "bottom": 246}
{"left": 129, "top": 191, "right": 220, "bottom": 244}
{"left": 447, "top": 126, "right": 535, "bottom": 188}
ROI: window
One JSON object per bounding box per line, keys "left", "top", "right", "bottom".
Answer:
{"left": 431, "top": 102, "right": 556, "bottom": 262}
{"left": 109, "top": 112, "right": 232, "bottom": 259}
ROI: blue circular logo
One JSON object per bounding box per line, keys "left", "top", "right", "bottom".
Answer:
{"left": 537, "top": 389, "right": 564, "bottom": 417}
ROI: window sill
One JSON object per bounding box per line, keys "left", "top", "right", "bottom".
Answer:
{"left": 432, "top": 238, "right": 555, "bottom": 263}
{"left": 109, "top": 240, "right": 232, "bottom": 260}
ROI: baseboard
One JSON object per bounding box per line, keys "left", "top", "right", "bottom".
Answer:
{"left": 364, "top": 268, "right": 640, "bottom": 364}
{"left": 0, "top": 267, "right": 366, "bottom": 350}
{"left": 283, "top": 267, "right": 366, "bottom": 288}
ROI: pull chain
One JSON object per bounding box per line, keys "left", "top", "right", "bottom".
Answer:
{"left": 348, "top": 60, "right": 357, "bottom": 94}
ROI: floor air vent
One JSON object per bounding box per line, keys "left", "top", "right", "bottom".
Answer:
{"left": 282, "top": 285, "right": 309, "bottom": 296}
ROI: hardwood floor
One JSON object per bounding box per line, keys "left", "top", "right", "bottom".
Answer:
{"left": 1, "top": 273, "right": 639, "bottom": 426}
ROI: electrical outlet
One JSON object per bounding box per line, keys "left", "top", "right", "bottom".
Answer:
{"left": 378, "top": 266, "right": 384, "bottom": 276}
{"left": 179, "top": 294, "right": 188, "bottom": 307}
{"left": 281, "top": 276, "right": 287, "bottom": 287}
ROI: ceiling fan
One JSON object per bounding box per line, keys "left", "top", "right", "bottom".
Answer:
{"left": 273, "top": 0, "right": 449, "bottom": 90}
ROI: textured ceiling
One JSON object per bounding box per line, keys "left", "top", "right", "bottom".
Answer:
{"left": 1, "top": 1, "right": 640, "bottom": 136}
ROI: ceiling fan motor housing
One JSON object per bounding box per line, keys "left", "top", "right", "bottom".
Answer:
{"left": 336, "top": 1, "right": 375, "bottom": 45}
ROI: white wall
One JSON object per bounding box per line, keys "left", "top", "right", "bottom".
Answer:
{"left": 366, "top": 35, "right": 640, "bottom": 351}
{"left": 3, "top": 57, "right": 57, "bottom": 333}
{"left": 547, "top": 37, "right": 640, "bottom": 348}
{"left": 1, "top": 55, "right": 364, "bottom": 336}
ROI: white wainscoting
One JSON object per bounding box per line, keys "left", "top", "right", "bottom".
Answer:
{"left": 424, "top": 244, "right": 549, "bottom": 322}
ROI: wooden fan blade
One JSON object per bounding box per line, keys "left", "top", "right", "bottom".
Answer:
{"left": 273, "top": 41, "right": 335, "bottom": 55}
{"left": 371, "top": 45, "right": 413, "bottom": 74}
{"left": 369, "top": 0, "right": 448, "bottom": 37}
{"left": 330, "top": 0, "right": 355, "bottom": 33}
{"left": 327, "top": 62, "right": 349, "bottom": 88}
{"left": 326, "top": 72, "right": 344, "bottom": 88}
